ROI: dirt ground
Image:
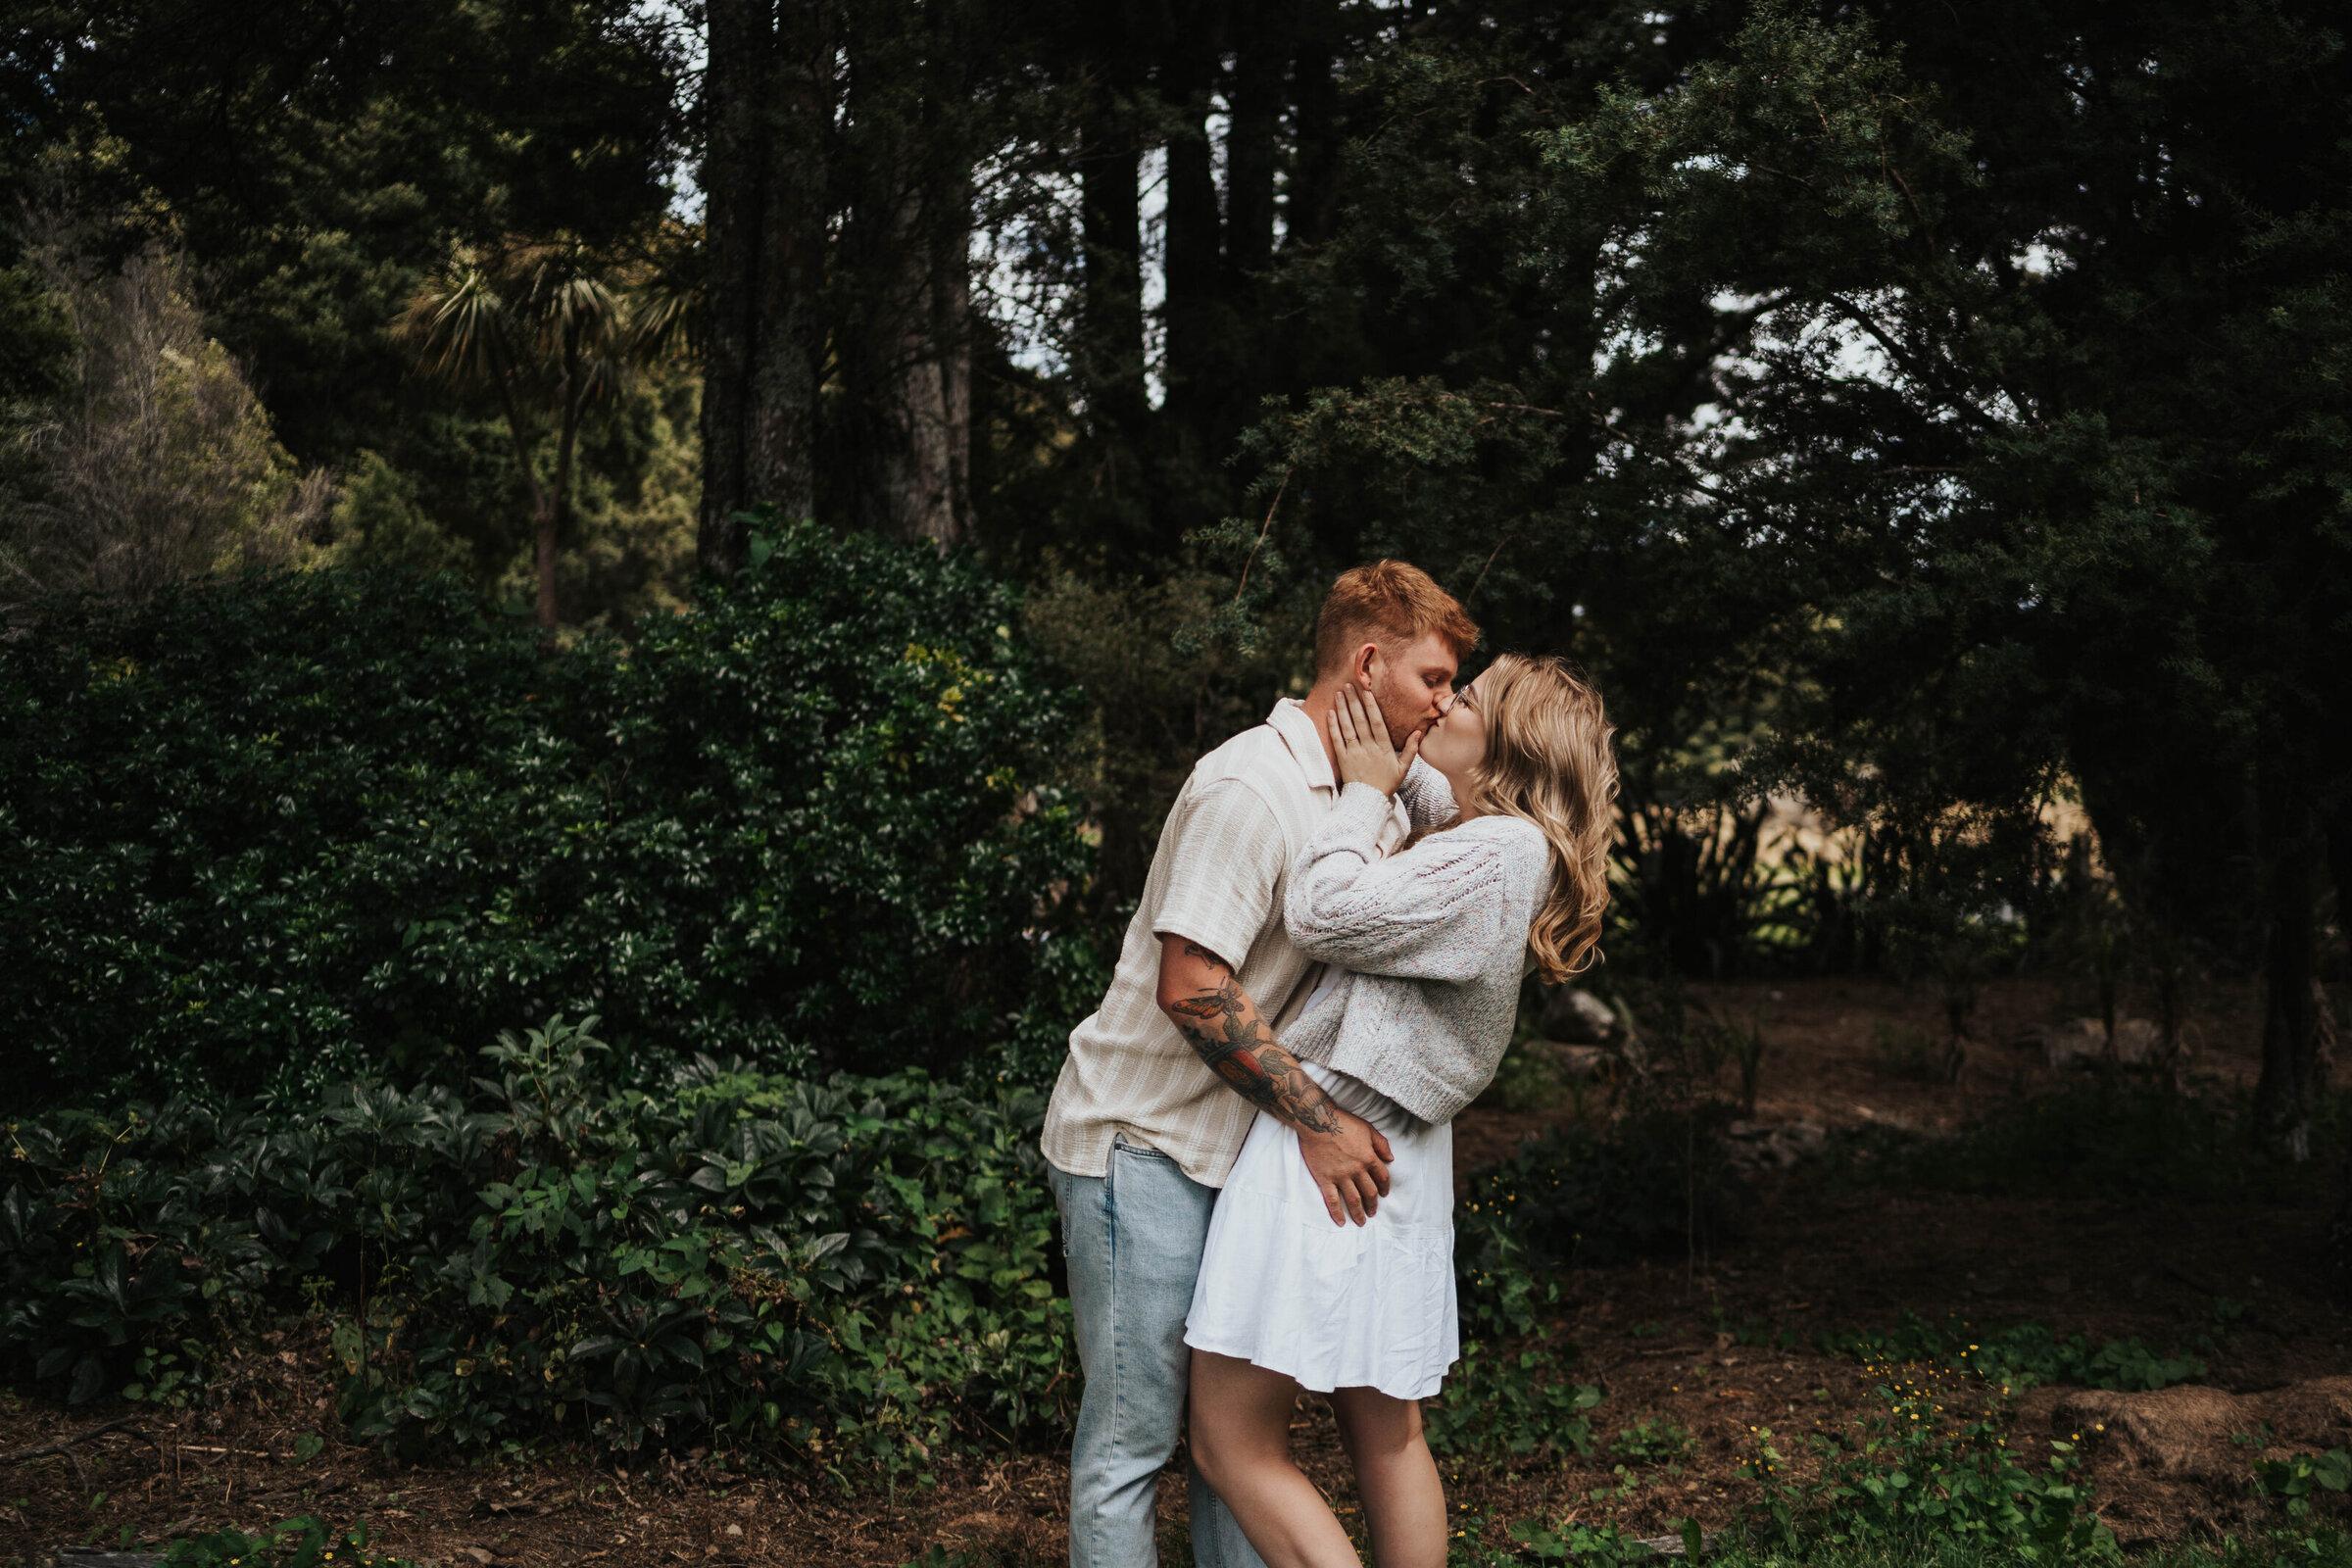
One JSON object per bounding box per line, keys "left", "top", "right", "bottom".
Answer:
{"left": 4, "top": 975, "right": 2347, "bottom": 1567}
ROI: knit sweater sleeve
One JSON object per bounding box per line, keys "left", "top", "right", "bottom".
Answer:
{"left": 1396, "top": 757, "right": 1457, "bottom": 833}
{"left": 1284, "top": 782, "right": 1522, "bottom": 983}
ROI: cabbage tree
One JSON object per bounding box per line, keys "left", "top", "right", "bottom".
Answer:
{"left": 398, "top": 243, "right": 669, "bottom": 628}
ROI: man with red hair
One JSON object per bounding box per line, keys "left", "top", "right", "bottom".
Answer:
{"left": 1043, "top": 561, "right": 1478, "bottom": 1567}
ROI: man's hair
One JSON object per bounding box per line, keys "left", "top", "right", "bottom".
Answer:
{"left": 1312, "top": 560, "right": 1480, "bottom": 676}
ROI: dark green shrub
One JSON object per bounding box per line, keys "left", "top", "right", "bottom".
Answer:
{"left": 0, "top": 518, "right": 1093, "bottom": 1102}
{"left": 1456, "top": 1106, "right": 1744, "bottom": 1281}
{"left": 1847, "top": 1086, "right": 2345, "bottom": 1203}
{"left": 0, "top": 1017, "right": 1072, "bottom": 1476}
{"left": 1425, "top": 1109, "right": 1740, "bottom": 1465}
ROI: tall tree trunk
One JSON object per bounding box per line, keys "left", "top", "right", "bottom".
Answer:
{"left": 1284, "top": 0, "right": 1348, "bottom": 253}
{"left": 1078, "top": 2, "right": 1148, "bottom": 444}
{"left": 1159, "top": 11, "right": 1222, "bottom": 448}
{"left": 749, "top": 0, "right": 833, "bottom": 523}
{"left": 534, "top": 500, "right": 559, "bottom": 628}
{"left": 544, "top": 398, "right": 581, "bottom": 631}
{"left": 698, "top": 0, "right": 769, "bottom": 575}
{"left": 935, "top": 232, "right": 971, "bottom": 544}
{"left": 2330, "top": 805, "right": 2352, "bottom": 965}
{"left": 902, "top": 197, "right": 973, "bottom": 548}
{"left": 837, "top": 0, "right": 973, "bottom": 550}
{"left": 701, "top": 0, "right": 831, "bottom": 577}
{"left": 2253, "top": 750, "right": 2322, "bottom": 1158}
{"left": 859, "top": 184, "right": 972, "bottom": 547}
{"left": 1226, "top": 4, "right": 1284, "bottom": 281}
{"left": 491, "top": 377, "right": 556, "bottom": 628}
{"left": 2328, "top": 803, "right": 2352, "bottom": 1292}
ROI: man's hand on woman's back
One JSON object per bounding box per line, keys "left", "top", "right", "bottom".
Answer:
{"left": 1154, "top": 934, "right": 1395, "bottom": 1225}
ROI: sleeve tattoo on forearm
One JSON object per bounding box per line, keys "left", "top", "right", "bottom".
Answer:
{"left": 1165, "top": 942, "right": 1343, "bottom": 1135}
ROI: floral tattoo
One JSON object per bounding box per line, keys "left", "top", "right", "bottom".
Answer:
{"left": 1165, "top": 941, "right": 1343, "bottom": 1135}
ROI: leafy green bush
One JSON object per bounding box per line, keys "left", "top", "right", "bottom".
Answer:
{"left": 1823, "top": 1312, "right": 2204, "bottom": 1394}
{"left": 0, "top": 1017, "right": 1071, "bottom": 1477}
{"left": 1424, "top": 1329, "right": 1601, "bottom": 1463}
{"left": 0, "top": 518, "right": 1093, "bottom": 1103}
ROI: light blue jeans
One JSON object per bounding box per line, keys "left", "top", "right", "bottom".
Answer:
{"left": 1050, "top": 1138, "right": 1267, "bottom": 1568}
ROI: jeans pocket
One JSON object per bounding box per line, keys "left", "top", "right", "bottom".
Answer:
{"left": 1111, "top": 1132, "right": 1174, "bottom": 1164}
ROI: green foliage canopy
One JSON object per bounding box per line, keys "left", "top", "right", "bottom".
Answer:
{"left": 1236, "top": 0, "right": 2350, "bottom": 1106}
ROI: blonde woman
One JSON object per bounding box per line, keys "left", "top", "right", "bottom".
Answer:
{"left": 1182, "top": 655, "right": 1618, "bottom": 1568}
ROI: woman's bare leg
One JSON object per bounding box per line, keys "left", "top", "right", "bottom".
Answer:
{"left": 1188, "top": 1349, "right": 1361, "bottom": 1568}
{"left": 1328, "top": 1386, "right": 1446, "bottom": 1568}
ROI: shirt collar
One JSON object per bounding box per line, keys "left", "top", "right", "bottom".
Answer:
{"left": 1266, "top": 698, "right": 1335, "bottom": 793}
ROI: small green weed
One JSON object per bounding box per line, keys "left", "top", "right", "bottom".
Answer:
{"left": 1717, "top": 1308, "right": 1801, "bottom": 1349}
{"left": 895, "top": 1548, "right": 1051, "bottom": 1568}
{"left": 1446, "top": 1511, "right": 1687, "bottom": 1566}
{"left": 2255, "top": 1447, "right": 2352, "bottom": 1517}
{"left": 1700, "top": 1007, "right": 1769, "bottom": 1115}
{"left": 1512, "top": 1516, "right": 1699, "bottom": 1563}
{"left": 1612, "top": 1415, "right": 1696, "bottom": 1466}
{"left": 161, "top": 1517, "right": 412, "bottom": 1568}
{"left": 1743, "top": 1350, "right": 2116, "bottom": 1560}
{"left": 1823, "top": 1312, "right": 2203, "bottom": 1393}
{"left": 1871, "top": 1021, "right": 1959, "bottom": 1084}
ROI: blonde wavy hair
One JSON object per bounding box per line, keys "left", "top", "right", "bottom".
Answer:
{"left": 1454, "top": 654, "right": 1619, "bottom": 982}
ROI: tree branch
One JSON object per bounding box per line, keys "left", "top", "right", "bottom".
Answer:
{"left": 2, "top": 1418, "right": 144, "bottom": 1464}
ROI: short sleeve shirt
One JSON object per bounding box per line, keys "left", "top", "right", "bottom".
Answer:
{"left": 1040, "top": 699, "right": 1410, "bottom": 1188}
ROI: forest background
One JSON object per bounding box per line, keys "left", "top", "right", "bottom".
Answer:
{"left": 2, "top": 0, "right": 2351, "bottom": 1559}
{"left": 6, "top": 0, "right": 2345, "bottom": 1134}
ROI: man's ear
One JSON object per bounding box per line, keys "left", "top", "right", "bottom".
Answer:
{"left": 1351, "top": 640, "right": 1382, "bottom": 687}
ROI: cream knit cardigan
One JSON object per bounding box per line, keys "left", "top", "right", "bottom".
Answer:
{"left": 1280, "top": 770, "right": 1550, "bottom": 1125}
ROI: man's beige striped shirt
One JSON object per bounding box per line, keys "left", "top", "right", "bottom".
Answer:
{"left": 1041, "top": 699, "right": 1409, "bottom": 1188}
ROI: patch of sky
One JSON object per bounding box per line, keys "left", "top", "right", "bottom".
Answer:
{"left": 968, "top": 162, "right": 1080, "bottom": 381}
{"left": 1140, "top": 143, "right": 1169, "bottom": 409}
{"left": 652, "top": 0, "right": 705, "bottom": 221}
{"left": 2007, "top": 236, "right": 2070, "bottom": 278}
{"left": 1671, "top": 152, "right": 1744, "bottom": 179}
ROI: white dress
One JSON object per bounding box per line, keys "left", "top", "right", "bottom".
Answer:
{"left": 1183, "top": 978, "right": 1458, "bottom": 1400}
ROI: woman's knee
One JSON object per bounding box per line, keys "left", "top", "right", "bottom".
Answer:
{"left": 1330, "top": 1388, "right": 1423, "bottom": 1461}
{"left": 1187, "top": 1353, "right": 1292, "bottom": 1488}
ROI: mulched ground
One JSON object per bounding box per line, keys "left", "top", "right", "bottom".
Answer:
{"left": 5, "top": 974, "right": 2346, "bottom": 1566}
